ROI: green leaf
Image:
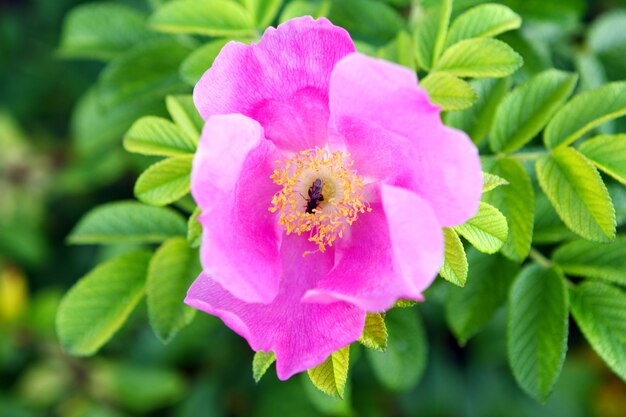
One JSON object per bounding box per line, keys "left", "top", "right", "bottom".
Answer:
{"left": 166, "top": 95, "right": 204, "bottom": 142}
{"left": 179, "top": 39, "right": 232, "bottom": 86}
{"left": 253, "top": 351, "right": 276, "bottom": 383}
{"left": 587, "top": 10, "right": 626, "bottom": 81}
{"left": 414, "top": 4, "right": 451, "bottom": 70}
{"left": 482, "top": 171, "right": 509, "bottom": 193}
{"left": 358, "top": 313, "right": 387, "bottom": 352}
{"left": 279, "top": 0, "right": 331, "bottom": 22}
{"left": 68, "top": 201, "right": 187, "bottom": 244}
{"left": 98, "top": 38, "right": 193, "bottom": 109}
{"left": 393, "top": 299, "right": 417, "bottom": 308}
{"left": 434, "top": 38, "right": 522, "bottom": 79}
{"left": 420, "top": 72, "right": 477, "bottom": 111}
{"left": 376, "top": 31, "right": 417, "bottom": 71}
{"left": 244, "top": 0, "right": 283, "bottom": 28}
{"left": 366, "top": 308, "right": 427, "bottom": 391}
{"left": 124, "top": 116, "right": 196, "bottom": 156}
{"left": 533, "top": 192, "right": 576, "bottom": 244}
{"left": 134, "top": 156, "right": 193, "bottom": 206}
{"left": 553, "top": 237, "right": 626, "bottom": 286}
{"left": 507, "top": 264, "right": 569, "bottom": 402}
{"left": 327, "top": 0, "right": 403, "bottom": 45}
{"left": 147, "top": 238, "right": 198, "bottom": 344}
{"left": 445, "top": 77, "right": 509, "bottom": 145}
{"left": 440, "top": 228, "right": 468, "bottom": 287}
{"left": 482, "top": 158, "right": 534, "bottom": 261}
{"left": 187, "top": 206, "right": 202, "bottom": 249}
{"left": 544, "top": 81, "right": 626, "bottom": 149}
{"left": 446, "top": 4, "right": 521, "bottom": 47}
{"left": 307, "top": 346, "right": 350, "bottom": 398}
{"left": 489, "top": 70, "right": 578, "bottom": 153}
{"left": 454, "top": 202, "right": 508, "bottom": 254}
{"left": 570, "top": 281, "right": 626, "bottom": 382}
{"left": 150, "top": 0, "right": 254, "bottom": 37}
{"left": 535, "top": 147, "right": 616, "bottom": 242}
{"left": 446, "top": 249, "right": 518, "bottom": 344}
{"left": 56, "top": 251, "right": 152, "bottom": 355}
{"left": 58, "top": 2, "right": 155, "bottom": 61}
{"left": 578, "top": 134, "right": 626, "bottom": 186}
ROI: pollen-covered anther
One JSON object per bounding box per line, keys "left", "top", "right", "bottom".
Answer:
{"left": 269, "top": 149, "right": 371, "bottom": 253}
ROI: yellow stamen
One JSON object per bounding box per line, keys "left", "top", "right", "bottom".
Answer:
{"left": 269, "top": 148, "right": 371, "bottom": 253}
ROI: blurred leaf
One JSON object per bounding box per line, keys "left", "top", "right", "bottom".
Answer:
{"left": 166, "top": 95, "right": 204, "bottom": 141}
{"left": 483, "top": 158, "right": 534, "bottom": 261}
{"left": 544, "top": 81, "right": 626, "bottom": 149}
{"left": 446, "top": 249, "right": 518, "bottom": 344}
{"left": 553, "top": 237, "right": 626, "bottom": 286}
{"left": 536, "top": 147, "right": 615, "bottom": 242}
{"left": 376, "top": 31, "right": 416, "bottom": 70}
{"left": 253, "top": 351, "right": 276, "bottom": 383}
{"left": 507, "top": 264, "right": 569, "bottom": 402}
{"left": 490, "top": 70, "right": 578, "bottom": 153}
{"left": 244, "top": 0, "right": 283, "bottom": 28}
{"left": 179, "top": 39, "right": 231, "bottom": 85}
{"left": 150, "top": 0, "right": 255, "bottom": 36}
{"left": 124, "top": 116, "right": 196, "bottom": 156}
{"left": 327, "top": 0, "right": 403, "bottom": 45}
{"left": 570, "top": 281, "right": 626, "bottom": 383}
{"left": 434, "top": 38, "right": 522, "bottom": 79}
{"left": 533, "top": 191, "right": 576, "bottom": 244}
{"left": 302, "top": 375, "right": 352, "bottom": 416}
{"left": 393, "top": 299, "right": 417, "bottom": 308}
{"left": 454, "top": 202, "right": 508, "bottom": 254}
{"left": 366, "top": 308, "right": 427, "bottom": 391}
{"left": 98, "top": 38, "right": 193, "bottom": 109}
{"left": 445, "top": 77, "right": 509, "bottom": 145}
{"left": 440, "top": 228, "right": 468, "bottom": 287}
{"left": 414, "top": 3, "right": 451, "bottom": 70}
{"left": 421, "top": 72, "right": 477, "bottom": 111}
{"left": 0, "top": 267, "right": 28, "bottom": 322}
{"left": 69, "top": 201, "right": 187, "bottom": 244}
{"left": 500, "top": 0, "right": 585, "bottom": 22}
{"left": 279, "top": 0, "right": 331, "bottom": 22}
{"left": 147, "top": 237, "right": 198, "bottom": 344}
{"left": 578, "top": 134, "right": 626, "bottom": 186}
{"left": 134, "top": 156, "right": 193, "bottom": 206}
{"left": 58, "top": 2, "right": 155, "bottom": 61}
{"left": 307, "top": 346, "right": 350, "bottom": 398}
{"left": 482, "top": 171, "right": 508, "bottom": 193}
{"left": 588, "top": 10, "right": 626, "bottom": 80}
{"left": 56, "top": 251, "right": 152, "bottom": 355}
{"left": 187, "top": 206, "right": 202, "bottom": 249}
{"left": 446, "top": 4, "right": 521, "bottom": 47}
{"left": 358, "top": 313, "right": 387, "bottom": 352}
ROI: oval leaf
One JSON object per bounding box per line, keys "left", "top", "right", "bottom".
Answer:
{"left": 454, "top": 202, "right": 508, "bottom": 254}
{"left": 253, "top": 351, "right": 276, "bottom": 383}
{"left": 134, "top": 156, "right": 193, "bottom": 206}
{"left": 490, "top": 70, "right": 578, "bottom": 153}
{"left": 56, "top": 251, "right": 152, "bottom": 355}
{"left": 358, "top": 313, "right": 388, "bottom": 352}
{"left": 68, "top": 201, "right": 187, "bottom": 244}
{"left": 482, "top": 171, "right": 509, "bottom": 193}
{"left": 553, "top": 237, "right": 626, "bottom": 285}
{"left": 124, "top": 116, "right": 196, "bottom": 156}
{"left": 446, "top": 4, "right": 521, "bottom": 47}
{"left": 420, "top": 72, "right": 477, "bottom": 111}
{"left": 434, "top": 38, "right": 522, "bottom": 79}
{"left": 544, "top": 81, "right": 626, "bottom": 149}
{"left": 307, "top": 346, "right": 350, "bottom": 399}
{"left": 578, "top": 134, "right": 626, "bottom": 186}
{"left": 166, "top": 95, "right": 204, "bottom": 142}
{"left": 535, "top": 147, "right": 615, "bottom": 242}
{"left": 507, "top": 264, "right": 569, "bottom": 402}
{"left": 440, "top": 228, "right": 468, "bottom": 287}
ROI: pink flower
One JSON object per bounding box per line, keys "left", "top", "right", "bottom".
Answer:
{"left": 185, "top": 16, "right": 482, "bottom": 380}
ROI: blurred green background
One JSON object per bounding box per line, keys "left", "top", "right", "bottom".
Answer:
{"left": 2, "top": 0, "right": 626, "bottom": 416}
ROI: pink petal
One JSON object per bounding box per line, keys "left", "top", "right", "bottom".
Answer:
{"left": 329, "top": 53, "right": 482, "bottom": 226}
{"left": 185, "top": 235, "right": 366, "bottom": 380}
{"left": 193, "top": 16, "right": 355, "bottom": 151}
{"left": 191, "top": 114, "right": 282, "bottom": 304}
{"left": 303, "top": 184, "right": 444, "bottom": 312}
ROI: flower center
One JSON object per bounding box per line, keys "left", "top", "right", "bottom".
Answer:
{"left": 269, "top": 148, "right": 371, "bottom": 253}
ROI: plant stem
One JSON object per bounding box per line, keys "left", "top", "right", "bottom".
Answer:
{"left": 506, "top": 151, "right": 547, "bottom": 161}
{"left": 529, "top": 247, "right": 552, "bottom": 268}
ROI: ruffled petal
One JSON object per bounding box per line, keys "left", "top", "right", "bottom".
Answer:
{"left": 193, "top": 16, "right": 355, "bottom": 151}
{"left": 303, "top": 184, "right": 444, "bottom": 312}
{"left": 185, "top": 235, "right": 366, "bottom": 380}
{"left": 329, "top": 53, "right": 482, "bottom": 226}
{"left": 191, "top": 114, "right": 282, "bottom": 304}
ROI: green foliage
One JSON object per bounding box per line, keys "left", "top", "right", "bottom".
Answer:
{"left": 244, "top": 0, "right": 284, "bottom": 28}
{"left": 358, "top": 313, "right": 388, "bottom": 351}
{"left": 326, "top": 0, "right": 403, "bottom": 45}
{"left": 420, "top": 72, "right": 477, "bottom": 111}
{"left": 454, "top": 202, "right": 508, "bottom": 254}
{"left": 489, "top": 70, "right": 578, "bottom": 153}
{"left": 124, "top": 116, "right": 196, "bottom": 156}
{"left": 187, "top": 206, "right": 203, "bottom": 248}
{"left": 507, "top": 265, "right": 569, "bottom": 402}
{"left": 134, "top": 155, "right": 193, "bottom": 206}
{"left": 482, "top": 171, "right": 509, "bottom": 193}
{"left": 440, "top": 228, "right": 468, "bottom": 287}
{"left": 68, "top": 201, "right": 187, "bottom": 244}
{"left": 446, "top": 3, "right": 521, "bottom": 47}
{"left": 146, "top": 238, "right": 198, "bottom": 344}
{"left": 570, "top": 282, "right": 626, "bottom": 382}
{"left": 307, "top": 346, "right": 350, "bottom": 398}
{"left": 56, "top": 251, "right": 152, "bottom": 355}
{"left": 446, "top": 250, "right": 519, "bottom": 344}
{"left": 179, "top": 39, "right": 232, "bottom": 85}
{"left": 366, "top": 308, "right": 427, "bottom": 391}
{"left": 165, "top": 95, "right": 204, "bottom": 141}
{"left": 578, "top": 134, "right": 626, "bottom": 186}
{"left": 544, "top": 81, "right": 626, "bottom": 149}
{"left": 253, "top": 351, "right": 276, "bottom": 383}
{"left": 553, "top": 237, "right": 626, "bottom": 285}
{"left": 150, "top": 0, "right": 255, "bottom": 36}
{"left": 536, "top": 147, "right": 616, "bottom": 242}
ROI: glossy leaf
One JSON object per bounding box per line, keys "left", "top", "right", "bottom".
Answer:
{"left": 578, "top": 134, "right": 626, "bottom": 186}
{"left": 454, "top": 202, "right": 508, "bottom": 254}
{"left": 440, "top": 228, "right": 468, "bottom": 287}
{"left": 446, "top": 4, "right": 521, "bottom": 47}
{"left": 134, "top": 156, "right": 193, "bottom": 206}
{"left": 553, "top": 238, "right": 626, "bottom": 285}
{"left": 124, "top": 116, "right": 196, "bottom": 156}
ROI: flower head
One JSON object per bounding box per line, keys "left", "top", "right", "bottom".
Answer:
{"left": 186, "top": 16, "right": 482, "bottom": 380}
